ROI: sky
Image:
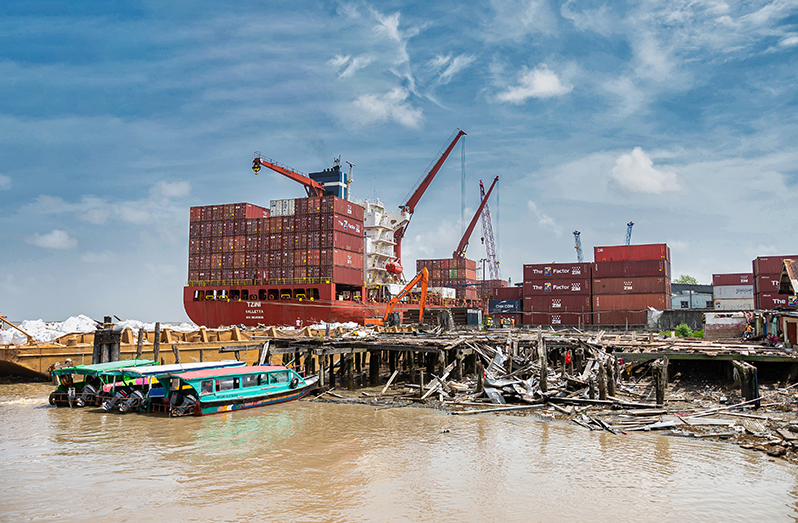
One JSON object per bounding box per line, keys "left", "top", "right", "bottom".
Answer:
{"left": 1, "top": 0, "right": 797, "bottom": 323}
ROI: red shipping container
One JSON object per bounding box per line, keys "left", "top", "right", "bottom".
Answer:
{"left": 295, "top": 198, "right": 308, "bottom": 215}
{"left": 331, "top": 215, "right": 363, "bottom": 236}
{"left": 295, "top": 267, "right": 307, "bottom": 279}
{"left": 333, "top": 231, "right": 364, "bottom": 253}
{"left": 308, "top": 249, "right": 320, "bottom": 266}
{"left": 592, "top": 311, "right": 648, "bottom": 326}
{"left": 712, "top": 273, "right": 753, "bottom": 286}
{"left": 319, "top": 195, "right": 335, "bottom": 213}
{"left": 269, "top": 235, "right": 280, "bottom": 250}
{"left": 753, "top": 256, "right": 798, "bottom": 276}
{"left": 756, "top": 293, "right": 798, "bottom": 310}
{"left": 190, "top": 207, "right": 202, "bottom": 222}
{"left": 221, "top": 253, "right": 233, "bottom": 268}
{"left": 189, "top": 239, "right": 200, "bottom": 254}
{"left": 267, "top": 252, "right": 280, "bottom": 268}
{"left": 246, "top": 236, "right": 259, "bottom": 252}
{"left": 188, "top": 254, "right": 199, "bottom": 270}
{"left": 526, "top": 312, "right": 591, "bottom": 326}
{"left": 198, "top": 254, "right": 210, "bottom": 270}
{"left": 523, "top": 279, "right": 591, "bottom": 296}
{"left": 245, "top": 253, "right": 260, "bottom": 269}
{"left": 210, "top": 253, "right": 222, "bottom": 268}
{"left": 524, "top": 295, "right": 592, "bottom": 312}
{"left": 331, "top": 197, "right": 365, "bottom": 222}
{"left": 593, "top": 293, "right": 669, "bottom": 311}
{"left": 283, "top": 251, "right": 295, "bottom": 266}
{"left": 233, "top": 252, "right": 246, "bottom": 268}
{"left": 755, "top": 274, "right": 782, "bottom": 293}
{"left": 281, "top": 234, "right": 293, "bottom": 250}
{"left": 188, "top": 270, "right": 199, "bottom": 281}
{"left": 592, "top": 277, "right": 668, "bottom": 294}
{"left": 333, "top": 266, "right": 364, "bottom": 285}
{"left": 523, "top": 263, "right": 591, "bottom": 281}
{"left": 332, "top": 249, "right": 363, "bottom": 268}
{"left": 270, "top": 216, "right": 282, "bottom": 232}
{"left": 189, "top": 222, "right": 200, "bottom": 239}
{"left": 244, "top": 203, "right": 269, "bottom": 219}
{"left": 592, "top": 260, "right": 669, "bottom": 278}
{"left": 594, "top": 243, "right": 670, "bottom": 262}
{"left": 211, "top": 205, "right": 223, "bottom": 221}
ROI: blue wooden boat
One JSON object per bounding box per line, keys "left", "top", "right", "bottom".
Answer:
{"left": 157, "top": 365, "right": 319, "bottom": 416}
{"left": 49, "top": 359, "right": 155, "bottom": 407}
{"left": 99, "top": 360, "right": 246, "bottom": 412}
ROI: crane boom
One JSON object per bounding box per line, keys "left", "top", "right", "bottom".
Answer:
{"left": 573, "top": 230, "right": 583, "bottom": 263}
{"left": 384, "top": 268, "right": 429, "bottom": 325}
{"left": 480, "top": 179, "right": 500, "bottom": 281}
{"left": 252, "top": 153, "right": 326, "bottom": 198}
{"left": 625, "top": 221, "right": 634, "bottom": 245}
{"left": 391, "top": 128, "right": 467, "bottom": 273}
{"left": 453, "top": 176, "right": 498, "bottom": 259}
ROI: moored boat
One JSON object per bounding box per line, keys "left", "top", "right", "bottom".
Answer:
{"left": 157, "top": 365, "right": 319, "bottom": 416}
{"left": 49, "top": 359, "right": 155, "bottom": 407}
{"left": 99, "top": 360, "right": 246, "bottom": 412}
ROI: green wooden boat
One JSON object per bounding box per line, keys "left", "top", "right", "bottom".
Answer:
{"left": 157, "top": 365, "right": 319, "bottom": 417}
{"left": 49, "top": 359, "right": 155, "bottom": 408}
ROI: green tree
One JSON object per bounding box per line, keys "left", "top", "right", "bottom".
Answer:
{"left": 675, "top": 323, "right": 693, "bottom": 337}
{"left": 674, "top": 274, "right": 698, "bottom": 284}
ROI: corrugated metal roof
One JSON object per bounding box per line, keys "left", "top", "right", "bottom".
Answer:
{"left": 778, "top": 259, "right": 798, "bottom": 294}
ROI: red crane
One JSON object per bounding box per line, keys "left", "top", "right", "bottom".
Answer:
{"left": 252, "top": 153, "right": 326, "bottom": 198}
{"left": 387, "top": 129, "right": 467, "bottom": 275}
{"left": 452, "top": 176, "right": 498, "bottom": 259}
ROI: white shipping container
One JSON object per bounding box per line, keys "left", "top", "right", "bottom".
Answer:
{"left": 429, "top": 287, "right": 457, "bottom": 299}
{"left": 714, "top": 298, "right": 755, "bottom": 311}
{"left": 713, "top": 285, "right": 754, "bottom": 299}
{"left": 270, "top": 200, "right": 281, "bottom": 217}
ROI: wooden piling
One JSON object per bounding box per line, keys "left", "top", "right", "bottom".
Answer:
{"left": 153, "top": 322, "right": 161, "bottom": 363}
{"left": 476, "top": 361, "right": 484, "bottom": 393}
{"left": 369, "top": 350, "right": 380, "bottom": 386}
{"left": 606, "top": 358, "right": 616, "bottom": 397}
{"left": 652, "top": 357, "right": 668, "bottom": 406}
{"left": 347, "top": 352, "right": 355, "bottom": 391}
{"left": 319, "top": 354, "right": 326, "bottom": 388}
{"left": 172, "top": 344, "right": 182, "bottom": 364}
{"left": 732, "top": 360, "right": 760, "bottom": 408}
{"left": 539, "top": 336, "right": 548, "bottom": 393}
{"left": 598, "top": 361, "right": 607, "bottom": 400}
{"left": 135, "top": 329, "right": 144, "bottom": 358}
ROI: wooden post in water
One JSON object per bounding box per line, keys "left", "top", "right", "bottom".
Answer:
{"left": 597, "top": 361, "right": 607, "bottom": 400}
{"left": 606, "top": 358, "right": 616, "bottom": 397}
{"left": 652, "top": 357, "right": 668, "bottom": 406}
{"left": 135, "top": 328, "right": 145, "bottom": 358}
{"left": 319, "top": 354, "right": 326, "bottom": 388}
{"left": 347, "top": 352, "right": 355, "bottom": 391}
{"left": 172, "top": 344, "right": 182, "bottom": 364}
{"left": 389, "top": 351, "right": 397, "bottom": 375}
{"left": 588, "top": 376, "right": 596, "bottom": 399}
{"left": 408, "top": 351, "right": 415, "bottom": 385}
{"left": 454, "top": 350, "right": 463, "bottom": 381}
{"left": 329, "top": 354, "right": 336, "bottom": 388}
{"left": 153, "top": 322, "right": 161, "bottom": 364}
{"left": 476, "top": 361, "right": 484, "bottom": 393}
{"left": 732, "top": 360, "right": 760, "bottom": 408}
{"left": 369, "top": 350, "right": 380, "bottom": 386}
{"left": 539, "top": 336, "right": 548, "bottom": 393}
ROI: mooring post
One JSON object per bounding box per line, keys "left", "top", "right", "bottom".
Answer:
{"left": 476, "top": 361, "right": 484, "bottom": 393}
{"left": 598, "top": 361, "right": 607, "bottom": 400}
{"left": 418, "top": 370, "right": 425, "bottom": 397}
{"left": 539, "top": 336, "right": 548, "bottom": 393}
{"left": 732, "top": 360, "right": 760, "bottom": 408}
{"left": 588, "top": 376, "right": 596, "bottom": 399}
{"left": 319, "top": 354, "right": 326, "bottom": 388}
{"left": 171, "top": 344, "right": 182, "bottom": 364}
{"left": 135, "top": 328, "right": 145, "bottom": 358}
{"left": 389, "top": 351, "right": 397, "bottom": 375}
{"left": 652, "top": 357, "right": 668, "bottom": 406}
{"left": 607, "top": 358, "right": 616, "bottom": 397}
{"left": 369, "top": 350, "right": 380, "bottom": 386}
{"left": 347, "top": 352, "right": 355, "bottom": 391}
{"left": 153, "top": 322, "right": 161, "bottom": 363}
{"left": 408, "top": 351, "right": 415, "bottom": 384}
{"left": 329, "top": 354, "right": 336, "bottom": 388}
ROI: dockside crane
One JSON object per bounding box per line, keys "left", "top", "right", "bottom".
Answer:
{"left": 625, "top": 221, "right": 634, "bottom": 245}
{"left": 387, "top": 128, "right": 467, "bottom": 275}
{"left": 480, "top": 178, "right": 501, "bottom": 281}
{"left": 453, "top": 176, "right": 499, "bottom": 259}
{"left": 252, "top": 153, "right": 327, "bottom": 197}
{"left": 573, "top": 231, "right": 583, "bottom": 263}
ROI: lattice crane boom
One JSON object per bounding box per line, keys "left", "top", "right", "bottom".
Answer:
{"left": 480, "top": 178, "right": 500, "bottom": 282}
{"left": 625, "top": 221, "right": 634, "bottom": 245}
{"left": 573, "top": 231, "right": 583, "bottom": 263}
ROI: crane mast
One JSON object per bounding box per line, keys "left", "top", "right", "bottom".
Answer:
{"left": 480, "top": 179, "right": 500, "bottom": 281}
{"left": 573, "top": 231, "right": 583, "bottom": 263}
{"left": 625, "top": 221, "right": 634, "bottom": 245}
{"left": 252, "top": 153, "right": 326, "bottom": 197}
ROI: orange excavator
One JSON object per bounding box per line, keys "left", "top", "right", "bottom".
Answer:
{"left": 365, "top": 268, "right": 429, "bottom": 327}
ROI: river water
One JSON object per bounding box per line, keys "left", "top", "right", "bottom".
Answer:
{"left": 1, "top": 382, "right": 797, "bottom": 522}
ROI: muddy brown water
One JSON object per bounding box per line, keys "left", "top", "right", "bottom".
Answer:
{"left": 2, "top": 382, "right": 798, "bottom": 522}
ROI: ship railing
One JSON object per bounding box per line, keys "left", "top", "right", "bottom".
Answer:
{"left": 186, "top": 277, "right": 343, "bottom": 288}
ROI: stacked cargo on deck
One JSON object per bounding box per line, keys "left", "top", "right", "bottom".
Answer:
{"left": 753, "top": 256, "right": 798, "bottom": 310}
{"left": 416, "top": 258, "right": 478, "bottom": 300}
{"left": 522, "top": 263, "right": 592, "bottom": 326}
{"left": 712, "top": 273, "right": 754, "bottom": 311}
{"left": 188, "top": 196, "right": 365, "bottom": 286}
{"left": 591, "top": 244, "right": 671, "bottom": 326}
{"left": 489, "top": 284, "right": 523, "bottom": 325}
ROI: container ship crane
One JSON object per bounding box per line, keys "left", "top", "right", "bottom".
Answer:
{"left": 625, "top": 221, "right": 634, "bottom": 245}
{"left": 452, "top": 176, "right": 499, "bottom": 259}
{"left": 252, "top": 153, "right": 327, "bottom": 197}
{"left": 387, "top": 129, "right": 467, "bottom": 276}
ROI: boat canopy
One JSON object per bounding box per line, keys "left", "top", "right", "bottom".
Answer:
{"left": 167, "top": 364, "right": 290, "bottom": 382}
{"left": 105, "top": 360, "right": 245, "bottom": 377}
{"left": 51, "top": 359, "right": 156, "bottom": 377}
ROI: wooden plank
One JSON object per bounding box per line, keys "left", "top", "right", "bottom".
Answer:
{"left": 451, "top": 404, "right": 546, "bottom": 416}
{"left": 380, "top": 370, "right": 399, "bottom": 396}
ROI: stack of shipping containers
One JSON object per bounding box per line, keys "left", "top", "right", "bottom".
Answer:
{"left": 753, "top": 256, "right": 798, "bottom": 310}
{"left": 592, "top": 244, "right": 671, "bottom": 326}
{"left": 522, "top": 263, "right": 592, "bottom": 326}
{"left": 489, "top": 284, "right": 522, "bottom": 325}
{"left": 416, "top": 258, "right": 479, "bottom": 300}
{"left": 712, "top": 273, "right": 754, "bottom": 311}
{"left": 188, "top": 196, "right": 365, "bottom": 286}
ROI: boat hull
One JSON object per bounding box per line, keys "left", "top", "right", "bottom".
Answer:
{"left": 196, "top": 378, "right": 318, "bottom": 416}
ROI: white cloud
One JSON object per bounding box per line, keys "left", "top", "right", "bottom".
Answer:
{"left": 81, "top": 251, "right": 115, "bottom": 263}
{"left": 438, "top": 54, "right": 476, "bottom": 84}
{"left": 779, "top": 36, "right": 798, "bottom": 48}
{"left": 328, "top": 54, "right": 374, "bottom": 78}
{"left": 328, "top": 54, "right": 351, "bottom": 69}
{"left": 119, "top": 206, "right": 151, "bottom": 224}
{"left": 80, "top": 208, "right": 110, "bottom": 224}
{"left": 155, "top": 180, "right": 191, "bottom": 198}
{"left": 496, "top": 64, "right": 572, "bottom": 104}
{"left": 527, "top": 201, "right": 563, "bottom": 237}
{"left": 0, "top": 174, "right": 10, "bottom": 190}
{"left": 351, "top": 87, "right": 423, "bottom": 128}
{"left": 26, "top": 229, "right": 77, "bottom": 250}
{"left": 611, "top": 147, "right": 680, "bottom": 194}
{"left": 485, "top": 0, "right": 558, "bottom": 41}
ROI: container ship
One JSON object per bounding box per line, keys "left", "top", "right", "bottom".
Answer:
{"left": 184, "top": 130, "right": 482, "bottom": 328}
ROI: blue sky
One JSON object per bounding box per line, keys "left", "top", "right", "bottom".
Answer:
{"left": 1, "top": 0, "right": 797, "bottom": 322}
